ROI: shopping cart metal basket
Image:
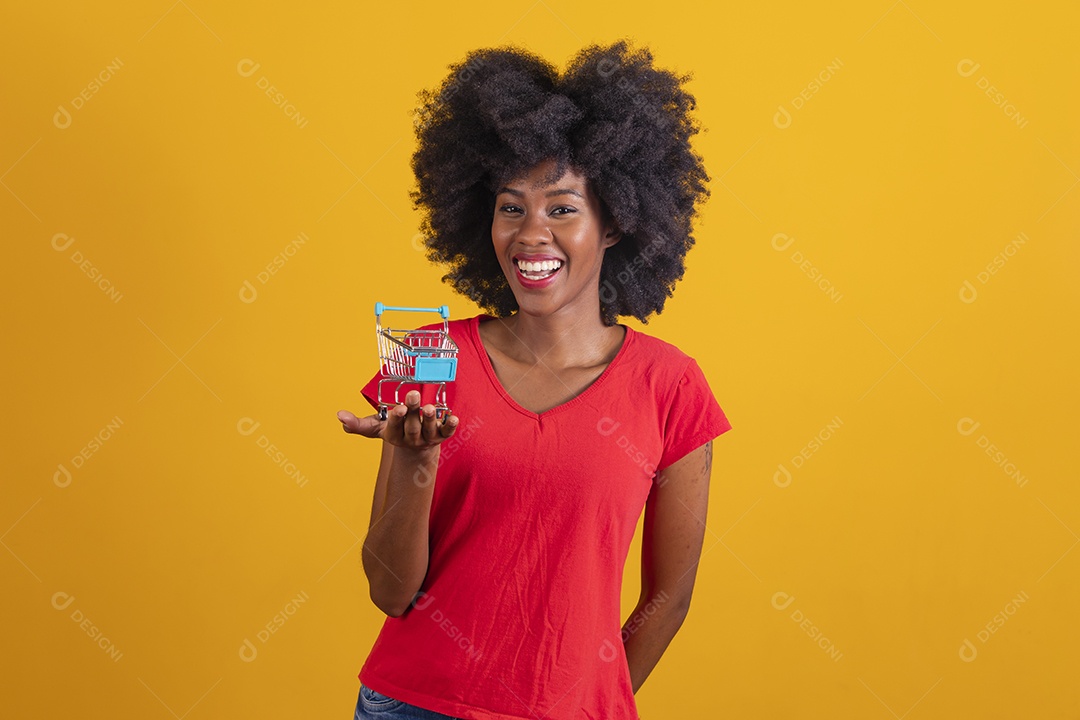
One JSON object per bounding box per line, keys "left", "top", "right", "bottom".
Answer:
{"left": 374, "top": 303, "right": 459, "bottom": 421}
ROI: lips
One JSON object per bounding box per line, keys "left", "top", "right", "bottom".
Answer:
{"left": 512, "top": 254, "right": 564, "bottom": 288}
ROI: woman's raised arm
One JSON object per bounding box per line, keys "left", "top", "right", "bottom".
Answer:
{"left": 337, "top": 390, "right": 459, "bottom": 616}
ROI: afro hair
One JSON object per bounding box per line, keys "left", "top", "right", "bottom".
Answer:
{"left": 410, "top": 39, "right": 710, "bottom": 325}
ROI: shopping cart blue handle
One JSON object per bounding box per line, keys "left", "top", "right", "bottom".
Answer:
{"left": 375, "top": 303, "right": 450, "bottom": 319}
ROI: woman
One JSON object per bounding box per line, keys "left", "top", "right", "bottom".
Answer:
{"left": 337, "top": 39, "right": 732, "bottom": 720}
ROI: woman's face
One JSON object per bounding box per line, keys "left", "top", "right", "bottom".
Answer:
{"left": 491, "top": 159, "right": 619, "bottom": 320}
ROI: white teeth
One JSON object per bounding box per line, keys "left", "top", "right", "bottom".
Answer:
{"left": 516, "top": 259, "right": 563, "bottom": 273}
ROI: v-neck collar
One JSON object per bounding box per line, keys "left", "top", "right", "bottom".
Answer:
{"left": 469, "top": 315, "right": 635, "bottom": 421}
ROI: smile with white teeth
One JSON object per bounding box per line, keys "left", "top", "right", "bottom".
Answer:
{"left": 516, "top": 258, "right": 563, "bottom": 280}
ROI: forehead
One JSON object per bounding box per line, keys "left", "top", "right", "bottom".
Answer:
{"left": 499, "top": 161, "right": 590, "bottom": 192}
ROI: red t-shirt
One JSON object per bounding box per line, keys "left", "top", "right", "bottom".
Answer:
{"left": 358, "top": 314, "right": 732, "bottom": 720}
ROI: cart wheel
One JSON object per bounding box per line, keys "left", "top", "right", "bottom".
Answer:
{"left": 378, "top": 406, "right": 387, "bottom": 421}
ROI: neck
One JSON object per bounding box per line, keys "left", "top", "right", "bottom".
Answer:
{"left": 498, "top": 305, "right": 623, "bottom": 369}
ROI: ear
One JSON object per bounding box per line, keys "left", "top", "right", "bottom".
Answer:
{"left": 602, "top": 223, "right": 622, "bottom": 249}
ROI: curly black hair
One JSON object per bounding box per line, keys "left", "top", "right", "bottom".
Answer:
{"left": 409, "top": 40, "right": 710, "bottom": 325}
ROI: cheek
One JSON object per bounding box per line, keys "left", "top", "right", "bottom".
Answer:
{"left": 570, "top": 227, "right": 607, "bottom": 264}
{"left": 489, "top": 224, "right": 507, "bottom": 253}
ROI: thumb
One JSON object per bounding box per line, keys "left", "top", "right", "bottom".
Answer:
{"left": 337, "top": 410, "right": 382, "bottom": 438}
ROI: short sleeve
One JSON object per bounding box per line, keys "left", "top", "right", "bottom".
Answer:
{"left": 657, "top": 358, "right": 732, "bottom": 472}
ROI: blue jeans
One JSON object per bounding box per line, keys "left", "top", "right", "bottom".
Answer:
{"left": 354, "top": 684, "right": 461, "bottom": 719}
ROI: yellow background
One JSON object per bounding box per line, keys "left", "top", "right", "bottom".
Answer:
{"left": 3, "top": 1, "right": 1077, "bottom": 717}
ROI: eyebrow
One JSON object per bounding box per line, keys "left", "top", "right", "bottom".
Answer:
{"left": 496, "top": 187, "right": 584, "bottom": 200}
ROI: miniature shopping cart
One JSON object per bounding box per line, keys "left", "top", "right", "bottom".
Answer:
{"left": 374, "top": 303, "right": 459, "bottom": 421}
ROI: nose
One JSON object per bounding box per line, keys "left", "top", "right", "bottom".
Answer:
{"left": 515, "top": 206, "right": 552, "bottom": 247}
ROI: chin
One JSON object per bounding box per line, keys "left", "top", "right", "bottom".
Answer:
{"left": 513, "top": 298, "right": 554, "bottom": 315}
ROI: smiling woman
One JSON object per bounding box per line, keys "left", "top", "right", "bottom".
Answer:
{"left": 410, "top": 40, "right": 709, "bottom": 327}
{"left": 336, "top": 39, "right": 733, "bottom": 720}
{"left": 492, "top": 160, "right": 620, "bottom": 317}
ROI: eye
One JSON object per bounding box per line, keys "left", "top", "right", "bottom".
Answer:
{"left": 551, "top": 206, "right": 577, "bottom": 216}
{"left": 499, "top": 204, "right": 523, "bottom": 214}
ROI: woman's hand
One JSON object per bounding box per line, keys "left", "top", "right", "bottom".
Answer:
{"left": 337, "top": 390, "right": 458, "bottom": 450}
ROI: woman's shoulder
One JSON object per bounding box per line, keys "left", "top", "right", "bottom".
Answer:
{"left": 623, "top": 325, "right": 695, "bottom": 367}
{"left": 447, "top": 314, "right": 487, "bottom": 342}
{"left": 622, "top": 327, "right": 725, "bottom": 419}
{"left": 411, "top": 313, "right": 483, "bottom": 335}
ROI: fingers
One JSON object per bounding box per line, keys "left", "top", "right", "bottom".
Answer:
{"left": 400, "top": 391, "right": 423, "bottom": 445}
{"left": 338, "top": 390, "right": 460, "bottom": 449}
{"left": 420, "top": 404, "right": 439, "bottom": 443}
{"left": 438, "top": 413, "right": 459, "bottom": 439}
{"left": 336, "top": 409, "right": 383, "bottom": 438}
